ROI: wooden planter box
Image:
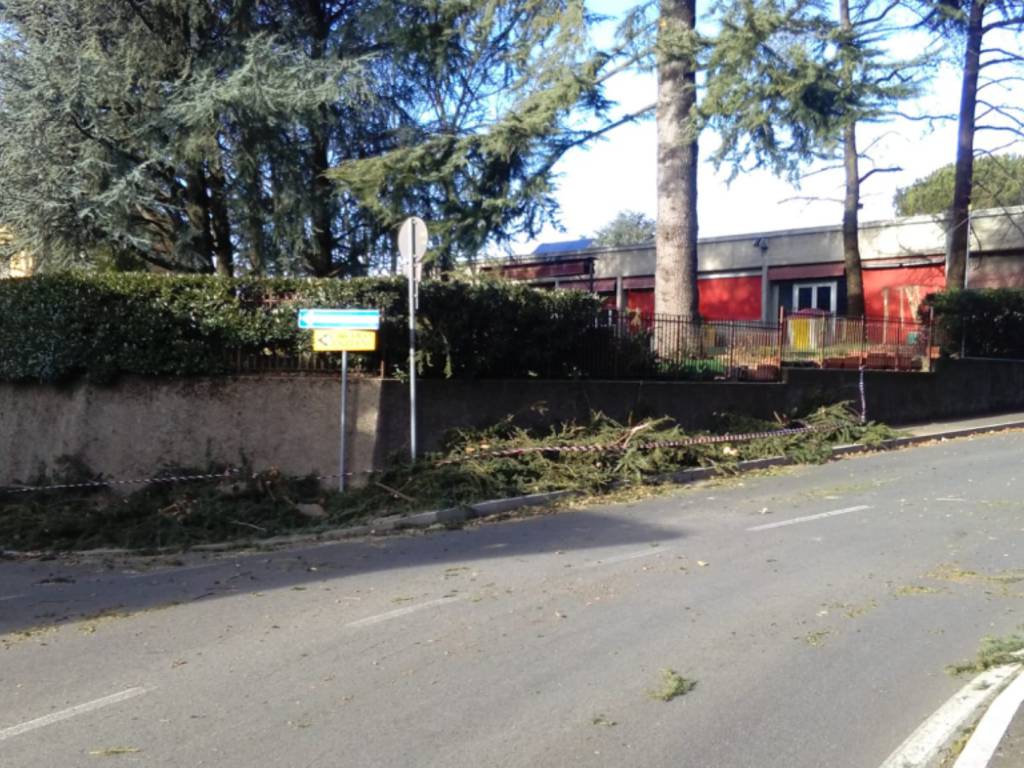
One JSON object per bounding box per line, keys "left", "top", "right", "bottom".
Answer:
{"left": 750, "top": 364, "right": 780, "bottom": 381}
{"left": 895, "top": 354, "right": 922, "bottom": 371}
{"left": 865, "top": 352, "right": 896, "bottom": 370}
{"left": 823, "top": 355, "right": 862, "bottom": 369}
{"left": 842, "top": 355, "right": 863, "bottom": 369}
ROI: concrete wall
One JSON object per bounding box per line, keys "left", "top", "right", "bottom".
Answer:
{"left": 3, "top": 360, "right": 1023, "bottom": 486}
{"left": 0, "top": 376, "right": 389, "bottom": 486}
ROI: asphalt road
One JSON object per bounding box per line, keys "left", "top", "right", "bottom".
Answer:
{"left": 2, "top": 432, "right": 1024, "bottom": 767}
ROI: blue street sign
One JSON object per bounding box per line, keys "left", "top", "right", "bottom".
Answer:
{"left": 298, "top": 308, "right": 381, "bottom": 330}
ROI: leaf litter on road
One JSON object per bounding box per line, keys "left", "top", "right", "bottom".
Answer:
{"left": 88, "top": 747, "right": 141, "bottom": 757}
{"left": 650, "top": 669, "right": 698, "bottom": 701}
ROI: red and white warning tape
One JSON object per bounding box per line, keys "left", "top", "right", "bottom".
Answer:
{"left": 2, "top": 417, "right": 861, "bottom": 495}
{"left": 436, "top": 423, "right": 839, "bottom": 465}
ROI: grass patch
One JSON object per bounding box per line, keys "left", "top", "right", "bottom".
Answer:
{"left": 937, "top": 725, "right": 976, "bottom": 768}
{"left": 893, "top": 584, "right": 946, "bottom": 597}
{"left": 87, "top": 747, "right": 141, "bottom": 757}
{"left": 650, "top": 668, "right": 698, "bottom": 701}
{"left": 803, "top": 630, "right": 832, "bottom": 648}
{"left": 0, "top": 403, "right": 898, "bottom": 552}
{"left": 947, "top": 629, "right": 1024, "bottom": 676}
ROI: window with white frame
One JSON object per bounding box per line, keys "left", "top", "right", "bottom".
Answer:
{"left": 792, "top": 281, "right": 837, "bottom": 313}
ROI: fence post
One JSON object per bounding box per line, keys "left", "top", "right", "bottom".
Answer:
{"left": 860, "top": 316, "right": 867, "bottom": 366}
{"left": 613, "top": 311, "right": 620, "bottom": 378}
{"left": 729, "top": 321, "right": 737, "bottom": 378}
{"left": 777, "top": 308, "right": 785, "bottom": 370}
{"left": 818, "top": 316, "right": 826, "bottom": 368}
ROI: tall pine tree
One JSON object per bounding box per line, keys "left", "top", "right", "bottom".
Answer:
{"left": 703, "top": 0, "right": 924, "bottom": 316}
{"left": 0, "top": 1, "right": 612, "bottom": 276}
{"left": 916, "top": 1, "right": 1024, "bottom": 289}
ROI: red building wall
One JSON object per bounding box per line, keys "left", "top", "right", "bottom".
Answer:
{"left": 624, "top": 275, "right": 762, "bottom": 320}
{"left": 619, "top": 267, "right": 947, "bottom": 322}
{"left": 699, "top": 275, "right": 762, "bottom": 320}
{"left": 862, "top": 265, "right": 945, "bottom": 321}
{"left": 626, "top": 288, "right": 654, "bottom": 316}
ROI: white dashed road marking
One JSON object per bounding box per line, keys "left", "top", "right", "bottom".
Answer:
{"left": 345, "top": 597, "right": 460, "bottom": 629}
{"left": 747, "top": 505, "right": 872, "bottom": 532}
{"left": 581, "top": 548, "right": 670, "bottom": 568}
{"left": 0, "top": 687, "right": 149, "bottom": 742}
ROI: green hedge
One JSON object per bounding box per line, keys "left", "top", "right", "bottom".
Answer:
{"left": 925, "top": 289, "right": 1024, "bottom": 359}
{"left": 0, "top": 273, "right": 603, "bottom": 382}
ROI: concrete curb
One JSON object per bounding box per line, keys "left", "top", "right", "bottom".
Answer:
{"left": 5, "top": 417, "right": 1024, "bottom": 560}
{"left": 877, "top": 664, "right": 1021, "bottom": 768}
{"left": 946, "top": 652, "right": 1024, "bottom": 768}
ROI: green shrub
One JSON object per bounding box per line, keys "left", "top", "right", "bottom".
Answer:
{"left": 924, "top": 289, "right": 1024, "bottom": 359}
{"left": 0, "top": 272, "right": 602, "bottom": 382}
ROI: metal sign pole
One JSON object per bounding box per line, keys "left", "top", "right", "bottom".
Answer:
{"left": 396, "top": 215, "right": 427, "bottom": 463}
{"left": 407, "top": 223, "right": 418, "bottom": 461}
{"left": 339, "top": 350, "right": 348, "bottom": 492}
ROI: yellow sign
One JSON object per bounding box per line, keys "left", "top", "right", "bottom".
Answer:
{"left": 312, "top": 329, "right": 377, "bottom": 352}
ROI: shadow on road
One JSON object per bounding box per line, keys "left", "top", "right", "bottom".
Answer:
{"left": 0, "top": 504, "right": 686, "bottom": 635}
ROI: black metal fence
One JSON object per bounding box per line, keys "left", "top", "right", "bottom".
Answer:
{"left": 781, "top": 312, "right": 934, "bottom": 371}
{"left": 222, "top": 310, "right": 935, "bottom": 381}
{"left": 575, "top": 311, "right": 783, "bottom": 381}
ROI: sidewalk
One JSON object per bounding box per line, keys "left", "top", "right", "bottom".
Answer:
{"left": 891, "top": 412, "right": 1024, "bottom": 768}
{"left": 955, "top": 666, "right": 1024, "bottom": 768}
{"left": 900, "top": 411, "right": 1024, "bottom": 440}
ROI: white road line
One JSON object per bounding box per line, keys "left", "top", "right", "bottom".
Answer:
{"left": 581, "top": 548, "right": 670, "bottom": 568}
{"left": 0, "top": 594, "right": 25, "bottom": 602}
{"left": 345, "top": 597, "right": 459, "bottom": 629}
{"left": 878, "top": 665, "right": 1019, "bottom": 768}
{"left": 747, "top": 505, "right": 872, "bottom": 532}
{"left": 953, "top": 666, "right": 1024, "bottom": 768}
{"left": 0, "top": 687, "right": 148, "bottom": 742}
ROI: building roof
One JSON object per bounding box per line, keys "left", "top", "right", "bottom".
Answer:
{"left": 532, "top": 238, "right": 594, "bottom": 256}
{"left": 512, "top": 206, "right": 1024, "bottom": 277}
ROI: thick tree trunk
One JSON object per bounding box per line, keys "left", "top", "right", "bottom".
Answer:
{"left": 207, "top": 156, "right": 234, "bottom": 277}
{"left": 946, "top": 0, "right": 985, "bottom": 290}
{"left": 305, "top": 2, "right": 337, "bottom": 277}
{"left": 308, "top": 125, "right": 337, "bottom": 276}
{"left": 184, "top": 165, "right": 216, "bottom": 273}
{"left": 240, "top": 145, "right": 268, "bottom": 275}
{"left": 837, "top": 0, "right": 864, "bottom": 318}
{"left": 655, "top": 0, "right": 700, "bottom": 323}
{"left": 842, "top": 124, "right": 865, "bottom": 317}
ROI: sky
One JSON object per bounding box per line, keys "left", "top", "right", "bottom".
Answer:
{"left": 510, "top": 0, "right": 1018, "bottom": 254}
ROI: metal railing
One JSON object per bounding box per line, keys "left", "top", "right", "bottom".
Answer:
{"left": 782, "top": 312, "right": 933, "bottom": 371}
{"left": 224, "top": 349, "right": 384, "bottom": 376}
{"left": 218, "top": 310, "right": 935, "bottom": 381}
{"left": 575, "top": 311, "right": 783, "bottom": 381}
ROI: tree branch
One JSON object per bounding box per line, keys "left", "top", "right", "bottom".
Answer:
{"left": 854, "top": 0, "right": 902, "bottom": 27}
{"left": 977, "top": 77, "right": 1024, "bottom": 93}
{"left": 779, "top": 195, "right": 843, "bottom": 205}
{"left": 122, "top": 0, "right": 159, "bottom": 34}
{"left": 975, "top": 125, "right": 1024, "bottom": 137}
{"left": 859, "top": 166, "right": 901, "bottom": 184}
{"left": 983, "top": 15, "right": 1024, "bottom": 33}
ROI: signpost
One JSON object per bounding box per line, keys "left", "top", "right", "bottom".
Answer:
{"left": 299, "top": 308, "right": 381, "bottom": 330}
{"left": 299, "top": 308, "right": 381, "bottom": 491}
{"left": 312, "top": 329, "right": 377, "bottom": 352}
{"left": 398, "top": 216, "right": 428, "bottom": 460}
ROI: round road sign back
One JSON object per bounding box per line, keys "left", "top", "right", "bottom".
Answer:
{"left": 397, "top": 217, "right": 429, "bottom": 264}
